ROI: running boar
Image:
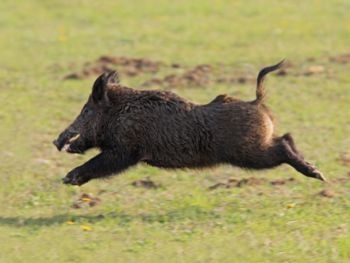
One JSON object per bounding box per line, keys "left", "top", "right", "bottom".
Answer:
{"left": 53, "top": 61, "right": 325, "bottom": 185}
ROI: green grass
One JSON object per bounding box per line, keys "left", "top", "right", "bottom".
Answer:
{"left": 1, "top": 1, "right": 350, "bottom": 262}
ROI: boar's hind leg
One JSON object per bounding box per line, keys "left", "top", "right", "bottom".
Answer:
{"left": 279, "top": 135, "right": 326, "bottom": 181}
{"left": 281, "top": 133, "right": 300, "bottom": 156}
{"left": 62, "top": 150, "right": 139, "bottom": 186}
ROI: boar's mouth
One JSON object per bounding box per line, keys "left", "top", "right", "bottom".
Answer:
{"left": 53, "top": 131, "right": 80, "bottom": 151}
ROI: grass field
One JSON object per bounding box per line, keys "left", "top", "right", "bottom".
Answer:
{"left": 1, "top": 1, "right": 350, "bottom": 262}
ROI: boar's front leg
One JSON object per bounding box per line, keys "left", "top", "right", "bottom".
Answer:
{"left": 63, "top": 150, "right": 139, "bottom": 186}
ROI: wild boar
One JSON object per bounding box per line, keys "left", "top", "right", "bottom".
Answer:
{"left": 53, "top": 61, "right": 325, "bottom": 185}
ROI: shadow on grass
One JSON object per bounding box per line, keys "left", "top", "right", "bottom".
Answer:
{"left": 0, "top": 206, "right": 223, "bottom": 228}
{"left": 0, "top": 214, "right": 107, "bottom": 228}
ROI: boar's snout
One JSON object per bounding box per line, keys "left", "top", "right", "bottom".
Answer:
{"left": 53, "top": 129, "right": 79, "bottom": 151}
{"left": 53, "top": 139, "right": 61, "bottom": 150}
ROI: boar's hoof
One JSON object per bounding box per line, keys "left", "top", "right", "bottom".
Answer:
{"left": 306, "top": 166, "right": 327, "bottom": 182}
{"left": 312, "top": 170, "right": 327, "bottom": 182}
{"left": 63, "top": 172, "right": 89, "bottom": 186}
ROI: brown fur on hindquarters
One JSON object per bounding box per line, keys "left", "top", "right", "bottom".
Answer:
{"left": 53, "top": 61, "right": 325, "bottom": 186}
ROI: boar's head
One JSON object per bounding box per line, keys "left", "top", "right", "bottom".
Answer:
{"left": 53, "top": 71, "right": 118, "bottom": 153}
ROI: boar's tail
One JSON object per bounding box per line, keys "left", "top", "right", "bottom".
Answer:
{"left": 254, "top": 60, "right": 284, "bottom": 104}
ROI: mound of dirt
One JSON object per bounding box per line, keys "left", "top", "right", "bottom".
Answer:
{"left": 270, "top": 177, "right": 295, "bottom": 185}
{"left": 131, "top": 177, "right": 160, "bottom": 189}
{"left": 64, "top": 55, "right": 259, "bottom": 89}
{"left": 339, "top": 152, "right": 350, "bottom": 166}
{"left": 208, "top": 176, "right": 296, "bottom": 190}
{"left": 141, "top": 64, "right": 212, "bottom": 88}
{"left": 71, "top": 193, "right": 101, "bottom": 209}
{"left": 216, "top": 71, "right": 255, "bottom": 84}
{"left": 303, "top": 65, "right": 325, "bottom": 76}
{"left": 64, "top": 55, "right": 162, "bottom": 80}
{"left": 318, "top": 189, "right": 335, "bottom": 198}
{"left": 275, "top": 61, "right": 327, "bottom": 77}
{"left": 208, "top": 177, "right": 261, "bottom": 190}
{"left": 63, "top": 54, "right": 344, "bottom": 89}
{"left": 329, "top": 54, "right": 350, "bottom": 64}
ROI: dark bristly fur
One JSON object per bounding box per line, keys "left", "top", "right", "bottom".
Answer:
{"left": 53, "top": 61, "right": 325, "bottom": 186}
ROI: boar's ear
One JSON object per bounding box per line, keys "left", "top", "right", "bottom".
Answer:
{"left": 92, "top": 71, "right": 119, "bottom": 104}
{"left": 105, "top": 71, "right": 119, "bottom": 85}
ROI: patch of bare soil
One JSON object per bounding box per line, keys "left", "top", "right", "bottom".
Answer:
{"left": 63, "top": 54, "right": 344, "bottom": 88}
{"left": 318, "top": 189, "right": 336, "bottom": 198}
{"left": 235, "top": 177, "right": 266, "bottom": 187}
{"left": 64, "top": 55, "right": 162, "bottom": 79}
{"left": 270, "top": 177, "right": 295, "bottom": 185}
{"left": 131, "top": 177, "right": 160, "bottom": 189}
{"left": 215, "top": 71, "right": 255, "bottom": 85}
{"left": 329, "top": 53, "right": 350, "bottom": 64}
{"left": 142, "top": 65, "right": 258, "bottom": 89}
{"left": 208, "top": 176, "right": 297, "bottom": 190}
{"left": 339, "top": 152, "right": 350, "bottom": 166}
{"left": 303, "top": 65, "right": 326, "bottom": 76}
{"left": 71, "top": 193, "right": 101, "bottom": 209}
{"left": 275, "top": 61, "right": 327, "bottom": 77}
{"left": 141, "top": 64, "right": 212, "bottom": 88}
{"left": 64, "top": 55, "right": 258, "bottom": 88}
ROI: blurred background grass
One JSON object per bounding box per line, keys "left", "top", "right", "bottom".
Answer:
{"left": 0, "top": 1, "right": 349, "bottom": 262}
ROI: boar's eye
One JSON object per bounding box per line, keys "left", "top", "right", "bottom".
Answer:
{"left": 82, "top": 107, "right": 93, "bottom": 116}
